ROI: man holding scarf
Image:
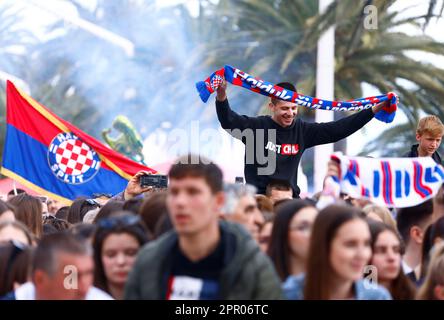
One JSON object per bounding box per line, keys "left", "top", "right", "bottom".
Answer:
{"left": 215, "top": 80, "right": 390, "bottom": 198}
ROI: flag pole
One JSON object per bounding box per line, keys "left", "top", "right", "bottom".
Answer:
{"left": 13, "top": 180, "right": 18, "bottom": 196}
{"left": 314, "top": 0, "right": 335, "bottom": 193}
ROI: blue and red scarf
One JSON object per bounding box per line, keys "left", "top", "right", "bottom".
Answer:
{"left": 196, "top": 65, "right": 398, "bottom": 123}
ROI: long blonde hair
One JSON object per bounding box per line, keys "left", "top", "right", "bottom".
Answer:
{"left": 417, "top": 243, "right": 444, "bottom": 300}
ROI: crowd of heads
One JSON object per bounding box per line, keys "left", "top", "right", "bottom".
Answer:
{"left": 1, "top": 151, "right": 444, "bottom": 300}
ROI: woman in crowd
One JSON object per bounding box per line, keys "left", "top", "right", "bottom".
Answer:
{"left": 8, "top": 194, "right": 43, "bottom": 239}
{"left": 283, "top": 204, "right": 391, "bottom": 300}
{"left": 67, "top": 198, "right": 101, "bottom": 224}
{"left": 93, "top": 212, "right": 149, "bottom": 299}
{"left": 363, "top": 204, "right": 397, "bottom": 229}
{"left": 8, "top": 193, "right": 43, "bottom": 239}
{"left": 417, "top": 243, "right": 444, "bottom": 300}
{"left": 368, "top": 221, "right": 416, "bottom": 299}
{"left": 267, "top": 199, "right": 318, "bottom": 281}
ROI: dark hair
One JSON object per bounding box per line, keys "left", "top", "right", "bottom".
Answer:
{"left": 420, "top": 216, "right": 444, "bottom": 279}
{"left": 54, "top": 206, "right": 70, "bottom": 221}
{"left": 304, "top": 204, "right": 367, "bottom": 300}
{"left": 267, "top": 199, "right": 315, "bottom": 281}
{"left": 123, "top": 197, "right": 144, "bottom": 215}
{"left": 368, "top": 220, "right": 416, "bottom": 300}
{"left": 67, "top": 198, "right": 101, "bottom": 224}
{"left": 396, "top": 199, "right": 434, "bottom": 245}
{"left": 139, "top": 192, "right": 169, "bottom": 235}
{"left": 7, "top": 189, "right": 26, "bottom": 196}
{"left": 33, "top": 233, "right": 91, "bottom": 276}
{"left": 92, "top": 212, "right": 149, "bottom": 294}
{"left": 69, "top": 223, "right": 97, "bottom": 241}
{"left": 168, "top": 154, "right": 223, "bottom": 194}
{"left": 273, "top": 198, "right": 292, "bottom": 211}
{"left": 0, "top": 241, "right": 33, "bottom": 296}
{"left": 0, "top": 221, "right": 33, "bottom": 245}
{"left": 8, "top": 194, "right": 43, "bottom": 238}
{"left": 92, "top": 200, "right": 124, "bottom": 224}
{"left": 271, "top": 82, "right": 297, "bottom": 104}
{"left": 265, "top": 179, "right": 292, "bottom": 197}
{"left": 43, "top": 215, "right": 72, "bottom": 232}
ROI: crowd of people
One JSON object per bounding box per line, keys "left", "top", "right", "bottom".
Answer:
{"left": 0, "top": 151, "right": 443, "bottom": 300}
{"left": 0, "top": 80, "right": 443, "bottom": 300}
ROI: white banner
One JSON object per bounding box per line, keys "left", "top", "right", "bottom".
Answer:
{"left": 333, "top": 153, "right": 444, "bottom": 208}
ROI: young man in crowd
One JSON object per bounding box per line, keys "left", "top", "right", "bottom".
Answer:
{"left": 124, "top": 154, "right": 283, "bottom": 299}
{"left": 215, "top": 80, "right": 390, "bottom": 198}
{"left": 396, "top": 199, "right": 434, "bottom": 284}
{"left": 265, "top": 179, "right": 293, "bottom": 205}
{"left": 404, "top": 115, "right": 443, "bottom": 165}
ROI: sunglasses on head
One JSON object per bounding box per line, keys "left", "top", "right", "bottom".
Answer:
{"left": 84, "top": 199, "right": 101, "bottom": 207}
{"left": 96, "top": 214, "right": 141, "bottom": 230}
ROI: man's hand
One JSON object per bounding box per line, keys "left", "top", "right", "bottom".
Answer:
{"left": 371, "top": 100, "right": 388, "bottom": 114}
{"left": 216, "top": 79, "right": 227, "bottom": 102}
{"left": 371, "top": 96, "right": 399, "bottom": 114}
{"left": 124, "top": 171, "right": 153, "bottom": 200}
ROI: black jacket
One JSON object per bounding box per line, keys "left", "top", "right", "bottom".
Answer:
{"left": 216, "top": 98, "right": 374, "bottom": 197}
{"left": 124, "top": 221, "right": 284, "bottom": 300}
{"left": 404, "top": 144, "right": 442, "bottom": 165}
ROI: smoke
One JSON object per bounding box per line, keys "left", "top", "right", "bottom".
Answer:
{"left": 0, "top": 0, "right": 247, "bottom": 177}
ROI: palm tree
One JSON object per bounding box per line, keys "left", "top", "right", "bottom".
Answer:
{"left": 25, "top": 0, "right": 223, "bottom": 140}
{"left": 199, "top": 0, "right": 444, "bottom": 157}
{"left": 424, "top": 0, "right": 444, "bottom": 29}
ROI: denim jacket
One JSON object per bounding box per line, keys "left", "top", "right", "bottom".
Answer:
{"left": 283, "top": 274, "right": 392, "bottom": 300}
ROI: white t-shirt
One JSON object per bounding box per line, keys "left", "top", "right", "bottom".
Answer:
{"left": 401, "top": 259, "right": 414, "bottom": 274}
{"left": 14, "top": 282, "right": 114, "bottom": 300}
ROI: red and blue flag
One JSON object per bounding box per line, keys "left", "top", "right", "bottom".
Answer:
{"left": 1, "top": 81, "right": 156, "bottom": 204}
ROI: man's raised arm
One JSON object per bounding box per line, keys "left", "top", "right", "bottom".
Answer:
{"left": 303, "top": 100, "right": 390, "bottom": 149}
{"left": 215, "top": 80, "right": 257, "bottom": 131}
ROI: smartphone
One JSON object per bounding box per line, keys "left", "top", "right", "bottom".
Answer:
{"left": 235, "top": 177, "right": 244, "bottom": 184}
{"left": 140, "top": 174, "right": 168, "bottom": 188}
